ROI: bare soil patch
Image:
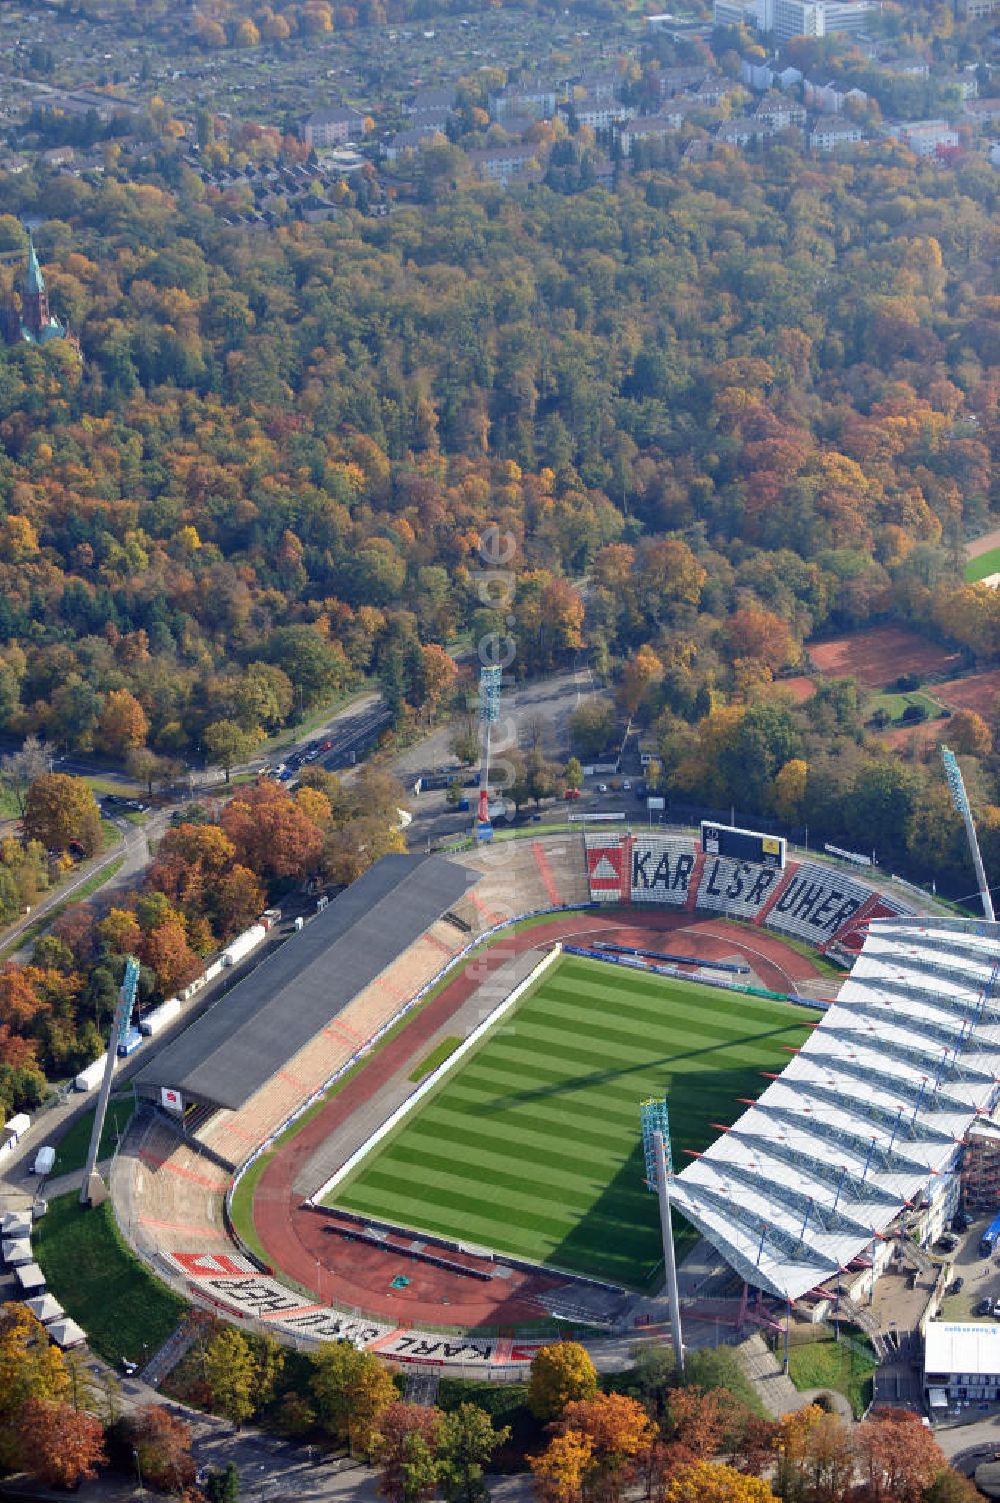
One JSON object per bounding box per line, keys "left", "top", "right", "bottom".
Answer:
{"left": 808, "top": 626, "right": 961, "bottom": 688}
{"left": 936, "top": 668, "right": 1000, "bottom": 719}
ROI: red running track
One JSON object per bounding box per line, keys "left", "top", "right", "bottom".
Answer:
{"left": 252, "top": 912, "right": 825, "bottom": 1330}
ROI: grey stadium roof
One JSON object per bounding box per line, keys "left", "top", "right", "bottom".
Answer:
{"left": 135, "top": 853, "right": 478, "bottom": 1112}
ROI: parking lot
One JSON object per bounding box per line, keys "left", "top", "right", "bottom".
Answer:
{"left": 935, "top": 1213, "right": 1000, "bottom": 1323}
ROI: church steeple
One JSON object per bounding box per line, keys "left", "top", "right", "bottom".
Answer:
{"left": 22, "top": 234, "right": 50, "bottom": 338}
{"left": 26, "top": 236, "right": 44, "bottom": 296}
{"left": 3, "top": 227, "right": 78, "bottom": 354}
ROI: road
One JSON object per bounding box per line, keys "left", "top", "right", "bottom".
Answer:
{"left": 0, "top": 906, "right": 310, "bottom": 1195}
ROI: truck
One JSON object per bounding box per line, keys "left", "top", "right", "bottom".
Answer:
{"left": 74, "top": 1056, "right": 107, "bottom": 1092}
{"left": 33, "top": 1146, "right": 55, "bottom": 1177}
{"left": 140, "top": 997, "right": 181, "bottom": 1037}
{"left": 116, "top": 1028, "right": 144, "bottom": 1059}
{"left": 979, "top": 1211, "right": 1000, "bottom": 1258}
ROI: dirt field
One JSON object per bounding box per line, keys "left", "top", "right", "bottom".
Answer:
{"left": 876, "top": 720, "right": 947, "bottom": 751}
{"left": 252, "top": 912, "right": 826, "bottom": 1331}
{"left": 778, "top": 675, "right": 816, "bottom": 704}
{"left": 966, "top": 526, "right": 1000, "bottom": 560}
{"left": 808, "top": 626, "right": 962, "bottom": 688}
{"left": 936, "top": 669, "right": 1000, "bottom": 718}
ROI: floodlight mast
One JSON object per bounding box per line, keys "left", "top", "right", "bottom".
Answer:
{"left": 477, "top": 664, "right": 501, "bottom": 843}
{"left": 80, "top": 955, "right": 140, "bottom": 1206}
{"left": 942, "top": 746, "right": 995, "bottom": 921}
{"left": 641, "top": 1098, "right": 685, "bottom": 1376}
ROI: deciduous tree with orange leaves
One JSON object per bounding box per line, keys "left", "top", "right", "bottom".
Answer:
{"left": 854, "top": 1406, "right": 949, "bottom": 1502}
{"left": 14, "top": 1398, "right": 104, "bottom": 1488}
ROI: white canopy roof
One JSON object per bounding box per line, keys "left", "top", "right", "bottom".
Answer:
{"left": 925, "top": 1321, "right": 1000, "bottom": 1377}
{"left": 47, "top": 1318, "right": 86, "bottom": 1349}
{"left": 14, "top": 1261, "right": 45, "bottom": 1291}
{"left": 26, "top": 1293, "right": 64, "bottom": 1324}
{"left": 671, "top": 917, "right": 1000, "bottom": 1301}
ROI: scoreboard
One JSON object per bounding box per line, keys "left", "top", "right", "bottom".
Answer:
{"left": 700, "top": 821, "right": 786, "bottom": 870}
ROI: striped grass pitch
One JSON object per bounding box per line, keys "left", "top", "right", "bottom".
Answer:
{"left": 328, "top": 955, "right": 813, "bottom": 1289}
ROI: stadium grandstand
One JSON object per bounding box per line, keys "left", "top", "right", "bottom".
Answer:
{"left": 134, "top": 853, "right": 478, "bottom": 1116}
{"left": 110, "top": 822, "right": 996, "bottom": 1362}
{"left": 669, "top": 915, "right": 1000, "bottom": 1305}
{"left": 583, "top": 831, "right": 912, "bottom": 958}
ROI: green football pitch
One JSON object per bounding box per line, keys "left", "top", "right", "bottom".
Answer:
{"left": 328, "top": 955, "right": 814, "bottom": 1289}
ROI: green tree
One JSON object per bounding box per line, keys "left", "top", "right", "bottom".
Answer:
{"left": 267, "top": 626, "right": 350, "bottom": 706}
{"left": 204, "top": 1328, "right": 257, "bottom": 1427}
{"left": 437, "top": 1403, "right": 510, "bottom": 1503}
{"left": 310, "top": 1341, "right": 397, "bottom": 1455}
{"left": 569, "top": 702, "right": 615, "bottom": 759}
{"left": 204, "top": 1461, "right": 241, "bottom": 1501}
{"left": 563, "top": 757, "right": 584, "bottom": 791}
{"left": 203, "top": 720, "right": 261, "bottom": 782}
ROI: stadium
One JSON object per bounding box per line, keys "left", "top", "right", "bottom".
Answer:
{"left": 109, "top": 823, "right": 1000, "bottom": 1371}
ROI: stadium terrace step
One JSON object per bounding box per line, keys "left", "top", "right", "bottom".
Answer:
{"left": 405, "top": 1371, "right": 441, "bottom": 1405}
{"left": 895, "top": 1236, "right": 934, "bottom": 1276}
{"left": 736, "top": 1334, "right": 801, "bottom": 1418}
{"left": 156, "top": 1107, "right": 236, "bottom": 1175}
{"left": 835, "top": 1293, "right": 888, "bottom": 1360}
{"left": 684, "top": 852, "right": 706, "bottom": 912}
{"left": 139, "top": 1309, "right": 204, "bottom": 1390}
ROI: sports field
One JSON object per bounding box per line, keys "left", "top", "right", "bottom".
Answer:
{"left": 328, "top": 955, "right": 813, "bottom": 1289}
{"left": 966, "top": 544, "right": 1000, "bottom": 584}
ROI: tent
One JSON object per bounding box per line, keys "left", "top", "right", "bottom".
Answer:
{"left": 14, "top": 1261, "right": 45, "bottom": 1294}
{"left": 2, "top": 1237, "right": 32, "bottom": 1267}
{"left": 1, "top": 1211, "right": 31, "bottom": 1238}
{"left": 47, "top": 1318, "right": 86, "bottom": 1349}
{"left": 26, "top": 1293, "right": 64, "bottom": 1324}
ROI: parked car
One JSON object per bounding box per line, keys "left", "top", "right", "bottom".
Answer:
{"left": 953, "top": 1211, "right": 971, "bottom": 1233}
{"left": 564, "top": 787, "right": 581, "bottom": 800}
{"left": 976, "top": 1296, "right": 992, "bottom": 1316}
{"left": 622, "top": 779, "right": 631, "bottom": 791}
{"left": 597, "top": 783, "right": 608, "bottom": 793}
{"left": 948, "top": 1277, "right": 964, "bottom": 1295}
{"left": 991, "top": 1298, "right": 1000, "bottom": 1317}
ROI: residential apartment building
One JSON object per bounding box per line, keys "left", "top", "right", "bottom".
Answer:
{"left": 489, "top": 87, "right": 557, "bottom": 123}
{"left": 810, "top": 119, "right": 865, "bottom": 150}
{"left": 755, "top": 93, "right": 807, "bottom": 127}
{"left": 300, "top": 107, "right": 366, "bottom": 148}
{"left": 885, "top": 118, "right": 959, "bottom": 154}
{"left": 466, "top": 146, "right": 539, "bottom": 185}
{"left": 565, "top": 96, "right": 635, "bottom": 131}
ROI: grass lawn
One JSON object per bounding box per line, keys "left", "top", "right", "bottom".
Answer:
{"left": 866, "top": 688, "right": 942, "bottom": 723}
{"left": 230, "top": 1150, "right": 274, "bottom": 1264}
{"left": 85, "top": 775, "right": 142, "bottom": 797}
{"left": 32, "top": 1194, "right": 186, "bottom": 1366}
{"left": 966, "top": 545, "right": 1000, "bottom": 583}
{"left": 328, "top": 955, "right": 813, "bottom": 1289}
{"left": 53, "top": 1095, "right": 135, "bottom": 1176}
{"left": 409, "top": 1037, "right": 462, "bottom": 1082}
{"left": 787, "top": 1334, "right": 878, "bottom": 1418}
